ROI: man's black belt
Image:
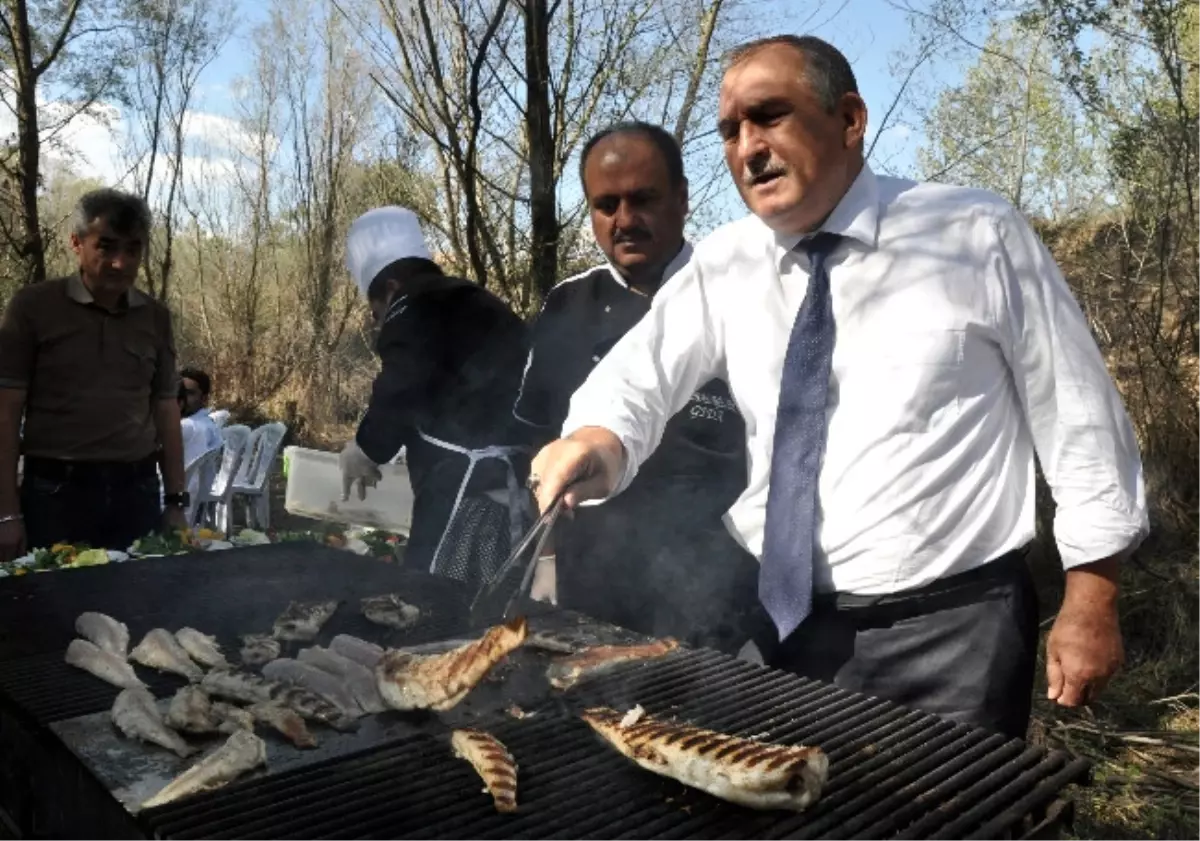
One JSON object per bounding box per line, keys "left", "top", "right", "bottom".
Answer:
{"left": 22, "top": 453, "right": 160, "bottom": 483}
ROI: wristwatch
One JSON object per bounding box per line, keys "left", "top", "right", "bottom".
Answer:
{"left": 163, "top": 492, "right": 191, "bottom": 509}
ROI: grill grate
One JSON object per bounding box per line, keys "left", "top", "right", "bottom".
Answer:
{"left": 139, "top": 648, "right": 1089, "bottom": 840}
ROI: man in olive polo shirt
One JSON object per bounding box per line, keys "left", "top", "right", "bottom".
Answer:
{"left": 0, "top": 188, "right": 189, "bottom": 559}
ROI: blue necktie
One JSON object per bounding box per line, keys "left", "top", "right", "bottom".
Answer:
{"left": 759, "top": 232, "right": 842, "bottom": 641}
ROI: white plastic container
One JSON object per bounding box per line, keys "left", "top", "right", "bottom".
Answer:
{"left": 283, "top": 446, "right": 413, "bottom": 534}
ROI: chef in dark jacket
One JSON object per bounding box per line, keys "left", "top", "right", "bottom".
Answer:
{"left": 514, "top": 122, "right": 763, "bottom": 652}
{"left": 340, "top": 207, "right": 532, "bottom": 589}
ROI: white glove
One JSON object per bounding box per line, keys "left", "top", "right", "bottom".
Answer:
{"left": 339, "top": 440, "right": 383, "bottom": 501}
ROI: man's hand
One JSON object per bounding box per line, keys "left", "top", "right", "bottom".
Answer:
{"left": 340, "top": 440, "right": 382, "bottom": 502}
{"left": 0, "top": 518, "right": 25, "bottom": 562}
{"left": 1046, "top": 557, "right": 1124, "bottom": 707}
{"left": 162, "top": 505, "right": 189, "bottom": 532}
{"left": 529, "top": 427, "right": 625, "bottom": 513}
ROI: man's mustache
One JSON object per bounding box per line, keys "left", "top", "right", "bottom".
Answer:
{"left": 742, "top": 162, "right": 788, "bottom": 187}
{"left": 613, "top": 228, "right": 652, "bottom": 244}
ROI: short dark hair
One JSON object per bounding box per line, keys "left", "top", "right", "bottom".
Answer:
{"left": 578, "top": 121, "right": 685, "bottom": 196}
{"left": 726, "top": 35, "right": 859, "bottom": 114}
{"left": 180, "top": 367, "right": 211, "bottom": 397}
{"left": 71, "top": 188, "right": 152, "bottom": 239}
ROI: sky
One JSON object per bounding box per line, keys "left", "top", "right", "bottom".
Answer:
{"left": 29, "top": 0, "right": 966, "bottom": 237}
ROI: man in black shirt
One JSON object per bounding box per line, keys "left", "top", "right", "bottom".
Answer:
{"left": 340, "top": 207, "right": 531, "bottom": 589}
{"left": 515, "top": 123, "right": 764, "bottom": 652}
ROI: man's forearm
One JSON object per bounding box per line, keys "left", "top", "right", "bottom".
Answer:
{"left": 155, "top": 400, "right": 187, "bottom": 495}
{"left": 1062, "top": 555, "right": 1121, "bottom": 612}
{"left": 0, "top": 390, "right": 25, "bottom": 514}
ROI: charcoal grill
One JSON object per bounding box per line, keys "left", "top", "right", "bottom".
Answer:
{"left": 0, "top": 545, "right": 1089, "bottom": 839}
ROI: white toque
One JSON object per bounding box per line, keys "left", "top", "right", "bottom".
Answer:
{"left": 345, "top": 206, "right": 433, "bottom": 298}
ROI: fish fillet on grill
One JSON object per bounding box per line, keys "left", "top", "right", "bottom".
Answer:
{"left": 262, "top": 658, "right": 361, "bottom": 717}
{"left": 581, "top": 707, "right": 828, "bottom": 812}
{"left": 375, "top": 617, "right": 528, "bottom": 711}
{"left": 249, "top": 702, "right": 317, "bottom": 748}
{"left": 200, "top": 669, "right": 357, "bottom": 732}
{"left": 112, "top": 688, "right": 196, "bottom": 758}
{"left": 66, "top": 639, "right": 146, "bottom": 690}
{"left": 166, "top": 686, "right": 251, "bottom": 736}
{"left": 240, "top": 634, "right": 281, "bottom": 667}
{"left": 298, "top": 646, "right": 385, "bottom": 714}
{"left": 75, "top": 612, "right": 130, "bottom": 658}
{"left": 330, "top": 634, "right": 383, "bottom": 669}
{"left": 175, "top": 628, "right": 230, "bottom": 670}
{"left": 272, "top": 600, "right": 339, "bottom": 642}
{"left": 131, "top": 629, "right": 204, "bottom": 683}
{"left": 141, "top": 730, "right": 267, "bottom": 810}
{"left": 451, "top": 729, "right": 518, "bottom": 813}
{"left": 360, "top": 594, "right": 421, "bottom": 630}
{"left": 546, "top": 640, "right": 680, "bottom": 690}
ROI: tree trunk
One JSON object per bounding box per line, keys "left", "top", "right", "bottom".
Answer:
{"left": 524, "top": 0, "right": 558, "bottom": 303}
{"left": 10, "top": 0, "right": 45, "bottom": 285}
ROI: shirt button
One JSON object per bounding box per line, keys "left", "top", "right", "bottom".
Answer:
{"left": 604, "top": 306, "right": 611, "bottom": 313}
{"left": 592, "top": 355, "right": 601, "bottom": 363}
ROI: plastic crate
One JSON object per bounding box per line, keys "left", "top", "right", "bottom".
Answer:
{"left": 283, "top": 446, "right": 413, "bottom": 534}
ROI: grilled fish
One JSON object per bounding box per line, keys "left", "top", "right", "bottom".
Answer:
{"left": 240, "top": 634, "right": 281, "bottom": 667}
{"left": 581, "top": 707, "right": 828, "bottom": 812}
{"left": 298, "top": 646, "right": 385, "bottom": 714}
{"left": 112, "top": 688, "right": 196, "bottom": 758}
{"left": 175, "top": 628, "right": 230, "bottom": 670}
{"left": 141, "top": 730, "right": 267, "bottom": 810}
{"left": 272, "top": 600, "right": 339, "bottom": 642}
{"left": 360, "top": 594, "right": 421, "bottom": 630}
{"left": 131, "top": 629, "right": 204, "bottom": 683}
{"left": 249, "top": 702, "right": 318, "bottom": 749}
{"left": 376, "top": 617, "right": 528, "bottom": 711}
{"left": 212, "top": 702, "right": 255, "bottom": 733}
{"left": 330, "top": 634, "right": 383, "bottom": 669}
{"left": 166, "top": 686, "right": 251, "bottom": 735}
{"left": 547, "top": 640, "right": 680, "bottom": 690}
{"left": 451, "top": 729, "right": 518, "bottom": 813}
{"left": 65, "top": 639, "right": 146, "bottom": 690}
{"left": 75, "top": 612, "right": 130, "bottom": 658}
{"left": 262, "top": 658, "right": 361, "bottom": 717}
{"left": 200, "top": 669, "right": 357, "bottom": 732}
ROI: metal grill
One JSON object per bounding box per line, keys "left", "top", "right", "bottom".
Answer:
{"left": 139, "top": 648, "right": 1089, "bottom": 840}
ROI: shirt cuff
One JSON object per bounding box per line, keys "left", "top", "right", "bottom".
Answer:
{"left": 1054, "top": 506, "right": 1150, "bottom": 569}
{"left": 559, "top": 417, "right": 643, "bottom": 500}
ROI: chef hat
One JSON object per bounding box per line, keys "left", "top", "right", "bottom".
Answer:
{"left": 345, "top": 206, "right": 433, "bottom": 298}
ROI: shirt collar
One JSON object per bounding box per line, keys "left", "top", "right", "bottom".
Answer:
{"left": 604, "top": 241, "right": 694, "bottom": 292}
{"left": 772, "top": 163, "right": 881, "bottom": 270}
{"left": 66, "top": 273, "right": 148, "bottom": 309}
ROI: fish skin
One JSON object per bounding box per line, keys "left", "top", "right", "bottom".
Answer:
{"left": 298, "top": 647, "right": 386, "bottom": 714}
{"left": 262, "top": 658, "right": 361, "bottom": 717}
{"left": 272, "top": 600, "right": 339, "bottom": 642}
{"left": 212, "top": 702, "right": 255, "bottom": 734}
{"left": 175, "top": 628, "right": 230, "bottom": 670}
{"left": 451, "top": 729, "right": 518, "bottom": 813}
{"left": 239, "top": 634, "right": 281, "bottom": 667}
{"left": 360, "top": 594, "right": 421, "bottom": 630}
{"left": 376, "top": 617, "right": 527, "bottom": 712}
{"left": 75, "top": 612, "right": 130, "bottom": 658}
{"left": 329, "top": 634, "right": 383, "bottom": 669}
{"left": 141, "top": 730, "right": 267, "bottom": 810}
{"left": 66, "top": 639, "right": 146, "bottom": 690}
{"left": 249, "top": 702, "right": 318, "bottom": 748}
{"left": 112, "top": 688, "right": 196, "bottom": 758}
{"left": 166, "top": 686, "right": 222, "bottom": 734}
{"left": 131, "top": 629, "right": 205, "bottom": 683}
{"left": 201, "top": 669, "right": 357, "bottom": 732}
{"left": 547, "top": 640, "right": 680, "bottom": 691}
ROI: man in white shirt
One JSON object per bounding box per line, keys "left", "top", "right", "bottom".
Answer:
{"left": 528, "top": 35, "right": 1149, "bottom": 738}
{"left": 179, "top": 367, "right": 222, "bottom": 471}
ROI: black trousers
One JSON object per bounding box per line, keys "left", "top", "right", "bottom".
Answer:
{"left": 767, "top": 550, "right": 1040, "bottom": 740}
{"left": 21, "top": 456, "right": 162, "bottom": 551}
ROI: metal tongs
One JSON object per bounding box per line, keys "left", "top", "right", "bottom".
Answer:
{"left": 470, "top": 492, "right": 566, "bottom": 622}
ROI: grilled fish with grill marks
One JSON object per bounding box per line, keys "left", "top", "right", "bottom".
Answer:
{"left": 141, "top": 730, "right": 267, "bottom": 810}
{"left": 272, "top": 600, "right": 339, "bottom": 642}
{"left": 166, "top": 686, "right": 251, "bottom": 735}
{"left": 451, "top": 729, "right": 518, "bottom": 813}
{"left": 547, "top": 640, "right": 680, "bottom": 690}
{"left": 200, "top": 669, "right": 357, "bottom": 732}
{"left": 240, "top": 634, "right": 281, "bottom": 667}
{"left": 75, "top": 612, "right": 130, "bottom": 658}
{"left": 263, "top": 658, "right": 361, "bottom": 717}
{"left": 376, "top": 617, "right": 528, "bottom": 711}
{"left": 131, "top": 629, "right": 204, "bottom": 683}
{"left": 66, "top": 639, "right": 146, "bottom": 690}
{"left": 361, "top": 594, "right": 421, "bottom": 630}
{"left": 175, "top": 628, "right": 230, "bottom": 670}
{"left": 581, "top": 707, "right": 828, "bottom": 812}
{"left": 112, "top": 688, "right": 196, "bottom": 758}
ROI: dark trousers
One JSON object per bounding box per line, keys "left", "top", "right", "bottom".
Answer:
{"left": 21, "top": 457, "right": 162, "bottom": 551}
{"left": 767, "top": 550, "right": 1040, "bottom": 740}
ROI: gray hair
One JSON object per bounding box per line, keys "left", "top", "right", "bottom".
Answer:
{"left": 71, "top": 188, "right": 152, "bottom": 239}
{"left": 725, "top": 35, "right": 859, "bottom": 114}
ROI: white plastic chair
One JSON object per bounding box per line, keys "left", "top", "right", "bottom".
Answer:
{"left": 197, "top": 424, "right": 250, "bottom": 534}
{"left": 229, "top": 422, "right": 288, "bottom": 530}
{"left": 209, "top": 409, "right": 231, "bottom": 429}
{"left": 184, "top": 445, "right": 224, "bottom": 526}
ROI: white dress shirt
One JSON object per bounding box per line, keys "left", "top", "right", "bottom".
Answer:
{"left": 561, "top": 165, "right": 1149, "bottom": 595}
